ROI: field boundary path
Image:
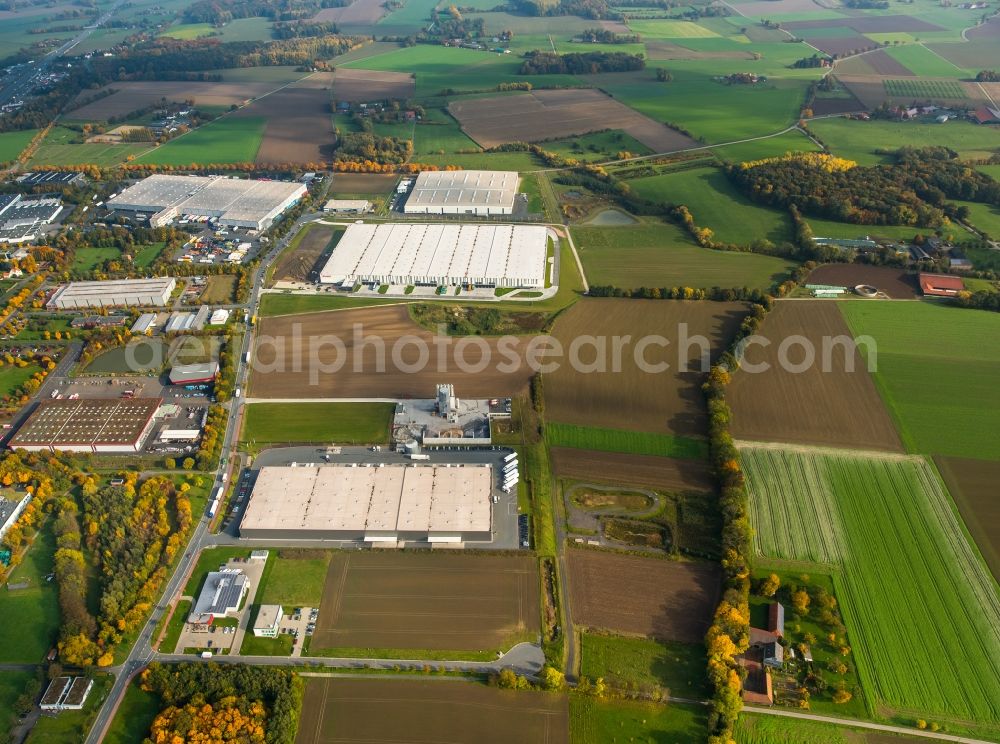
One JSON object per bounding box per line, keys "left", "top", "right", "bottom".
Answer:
{"left": 743, "top": 707, "right": 1000, "bottom": 744}
{"left": 735, "top": 439, "right": 923, "bottom": 461}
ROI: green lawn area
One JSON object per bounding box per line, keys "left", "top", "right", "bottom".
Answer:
{"left": 241, "top": 402, "right": 394, "bottom": 446}
{"left": 136, "top": 117, "right": 265, "bottom": 165}
{"left": 256, "top": 551, "right": 331, "bottom": 607}
{"left": 0, "top": 363, "right": 41, "bottom": 398}
{"left": 580, "top": 634, "right": 709, "bottom": 698}
{"left": 807, "top": 118, "right": 1000, "bottom": 165}
{"left": 258, "top": 293, "right": 405, "bottom": 316}
{"left": 0, "top": 516, "right": 59, "bottom": 663}
{"left": 840, "top": 301, "right": 1000, "bottom": 460}
{"left": 543, "top": 130, "right": 652, "bottom": 162}
{"left": 626, "top": 166, "right": 794, "bottom": 245}
{"left": 25, "top": 676, "right": 112, "bottom": 744}
{"left": 571, "top": 222, "right": 796, "bottom": 291}
{"left": 0, "top": 129, "right": 36, "bottom": 162}
{"left": 103, "top": 682, "right": 159, "bottom": 744}
{"left": 712, "top": 128, "right": 821, "bottom": 163}
{"left": 28, "top": 126, "right": 148, "bottom": 167}
{"left": 734, "top": 714, "right": 852, "bottom": 743}
{"left": 953, "top": 199, "right": 1000, "bottom": 239}
{"left": 158, "top": 599, "right": 191, "bottom": 654}
{"left": 71, "top": 246, "right": 120, "bottom": 273}
{"left": 0, "top": 671, "right": 35, "bottom": 739}
{"left": 570, "top": 698, "right": 708, "bottom": 744}
{"left": 545, "top": 422, "right": 708, "bottom": 459}
{"left": 804, "top": 216, "right": 929, "bottom": 242}
{"left": 240, "top": 631, "right": 294, "bottom": 656}
{"left": 628, "top": 19, "right": 720, "bottom": 38}
{"left": 184, "top": 547, "right": 251, "bottom": 596}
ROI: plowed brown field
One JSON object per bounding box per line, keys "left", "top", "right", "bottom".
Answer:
{"left": 234, "top": 73, "right": 334, "bottom": 164}
{"left": 312, "top": 552, "right": 539, "bottom": 652}
{"left": 551, "top": 447, "right": 713, "bottom": 492}
{"left": 332, "top": 68, "right": 415, "bottom": 102}
{"left": 544, "top": 298, "right": 746, "bottom": 436}
{"left": 69, "top": 80, "right": 279, "bottom": 121}
{"left": 935, "top": 456, "right": 1000, "bottom": 584}
{"left": 806, "top": 264, "right": 917, "bottom": 299}
{"left": 450, "top": 89, "right": 697, "bottom": 153}
{"left": 269, "top": 224, "right": 338, "bottom": 284}
{"left": 296, "top": 678, "right": 568, "bottom": 744}
{"left": 567, "top": 549, "right": 720, "bottom": 643}
{"left": 250, "top": 305, "right": 534, "bottom": 399}
{"left": 728, "top": 301, "right": 903, "bottom": 451}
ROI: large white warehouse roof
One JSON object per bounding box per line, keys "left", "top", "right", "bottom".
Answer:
{"left": 319, "top": 222, "right": 547, "bottom": 288}
{"left": 404, "top": 170, "right": 518, "bottom": 215}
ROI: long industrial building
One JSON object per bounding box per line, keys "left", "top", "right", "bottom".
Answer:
{"left": 319, "top": 223, "right": 547, "bottom": 288}
{"left": 9, "top": 397, "right": 161, "bottom": 453}
{"left": 240, "top": 464, "right": 493, "bottom": 543}
{"left": 108, "top": 174, "right": 307, "bottom": 230}
{"left": 404, "top": 170, "right": 518, "bottom": 215}
{"left": 48, "top": 278, "right": 176, "bottom": 309}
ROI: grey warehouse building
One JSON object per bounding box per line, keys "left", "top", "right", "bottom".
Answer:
{"left": 240, "top": 464, "right": 493, "bottom": 544}
{"left": 48, "top": 277, "right": 176, "bottom": 309}
{"left": 108, "top": 174, "right": 307, "bottom": 231}
{"left": 403, "top": 170, "right": 518, "bottom": 215}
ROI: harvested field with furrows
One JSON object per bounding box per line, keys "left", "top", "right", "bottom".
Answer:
{"left": 250, "top": 305, "right": 535, "bottom": 399}
{"left": 805, "top": 264, "right": 917, "bottom": 299}
{"left": 69, "top": 80, "right": 280, "bottom": 121}
{"left": 233, "top": 72, "right": 334, "bottom": 163}
{"left": 856, "top": 49, "right": 914, "bottom": 76}
{"left": 810, "top": 92, "right": 866, "bottom": 116}
{"left": 838, "top": 74, "right": 979, "bottom": 108}
{"left": 450, "top": 89, "right": 698, "bottom": 153}
{"left": 734, "top": 0, "right": 829, "bottom": 13}
{"left": 550, "top": 447, "right": 713, "bottom": 493}
{"left": 270, "top": 224, "right": 338, "bottom": 284}
{"left": 312, "top": 0, "right": 388, "bottom": 24}
{"left": 728, "top": 302, "right": 903, "bottom": 452}
{"left": 934, "top": 456, "right": 1000, "bottom": 584}
{"left": 807, "top": 36, "right": 877, "bottom": 58}
{"left": 782, "top": 16, "right": 944, "bottom": 33}
{"left": 966, "top": 16, "right": 1000, "bottom": 39}
{"left": 567, "top": 549, "right": 720, "bottom": 643}
{"left": 330, "top": 172, "right": 398, "bottom": 193}
{"left": 544, "top": 298, "right": 746, "bottom": 436}
{"left": 296, "top": 678, "right": 568, "bottom": 744}
{"left": 312, "top": 552, "right": 539, "bottom": 652}
{"left": 645, "top": 41, "right": 756, "bottom": 61}
{"left": 332, "top": 67, "right": 415, "bottom": 102}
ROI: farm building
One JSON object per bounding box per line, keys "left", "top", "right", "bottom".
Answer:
{"left": 169, "top": 361, "right": 219, "bottom": 385}
{"left": 319, "top": 223, "right": 547, "bottom": 288}
{"left": 108, "top": 174, "right": 307, "bottom": 231}
{"left": 403, "top": 170, "right": 518, "bottom": 215}
{"left": 39, "top": 677, "right": 94, "bottom": 712}
{"left": 9, "top": 397, "right": 162, "bottom": 453}
{"left": 188, "top": 569, "right": 249, "bottom": 625}
{"left": 48, "top": 277, "right": 176, "bottom": 309}
{"left": 919, "top": 272, "right": 965, "bottom": 297}
{"left": 252, "top": 605, "right": 283, "bottom": 637}
{"left": 323, "top": 199, "right": 371, "bottom": 213}
{"left": 239, "top": 464, "right": 493, "bottom": 544}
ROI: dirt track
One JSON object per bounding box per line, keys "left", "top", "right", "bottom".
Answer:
{"left": 551, "top": 447, "right": 713, "bottom": 492}
{"left": 297, "top": 678, "right": 568, "bottom": 744}
{"left": 567, "top": 548, "right": 720, "bottom": 643}
{"left": 312, "top": 552, "right": 539, "bottom": 651}
{"left": 544, "top": 298, "right": 746, "bottom": 436}
{"left": 250, "top": 305, "right": 535, "bottom": 399}
{"left": 728, "top": 301, "right": 904, "bottom": 452}
{"left": 450, "top": 89, "right": 697, "bottom": 153}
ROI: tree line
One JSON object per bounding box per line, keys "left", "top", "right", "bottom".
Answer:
{"left": 518, "top": 50, "right": 645, "bottom": 75}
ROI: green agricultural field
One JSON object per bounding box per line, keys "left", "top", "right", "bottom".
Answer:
{"left": 953, "top": 199, "right": 1000, "bottom": 238}
{"left": 241, "top": 402, "right": 394, "bottom": 447}
{"left": 803, "top": 216, "right": 927, "bottom": 242}
{"left": 712, "top": 128, "right": 821, "bottom": 162}
{"left": 544, "top": 422, "right": 707, "bottom": 459}
{"left": 258, "top": 293, "right": 404, "bottom": 316}
{"left": 571, "top": 222, "right": 796, "bottom": 291}
{"left": 741, "top": 447, "right": 1000, "bottom": 726}
{"left": 256, "top": 551, "right": 331, "bottom": 607}
{"left": 83, "top": 339, "right": 166, "bottom": 374}
{"left": 627, "top": 19, "right": 720, "bottom": 38}
{"left": 27, "top": 128, "right": 148, "bottom": 167}
{"left": 159, "top": 18, "right": 274, "bottom": 42}
{"left": 580, "top": 634, "right": 709, "bottom": 697}
{"left": 0, "top": 129, "right": 35, "bottom": 162}
{"left": 807, "top": 118, "right": 1000, "bottom": 165}
{"left": 883, "top": 78, "right": 966, "bottom": 100}
{"left": 570, "top": 698, "right": 708, "bottom": 744}
{"left": 840, "top": 301, "right": 1000, "bottom": 460}
{"left": 735, "top": 714, "right": 851, "bottom": 743}
{"left": 883, "top": 44, "right": 963, "bottom": 77}
{"left": 134, "top": 242, "right": 167, "bottom": 268}
{"left": 136, "top": 117, "right": 265, "bottom": 165}
{"left": 543, "top": 130, "right": 652, "bottom": 162}
{"left": 627, "top": 166, "right": 793, "bottom": 245}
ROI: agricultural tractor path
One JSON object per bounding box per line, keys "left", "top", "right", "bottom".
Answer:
{"left": 743, "top": 706, "right": 999, "bottom": 744}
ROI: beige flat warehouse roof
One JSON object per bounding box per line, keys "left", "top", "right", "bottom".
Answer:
{"left": 10, "top": 397, "right": 162, "bottom": 448}
{"left": 405, "top": 170, "right": 518, "bottom": 210}
{"left": 242, "top": 464, "right": 492, "bottom": 536}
